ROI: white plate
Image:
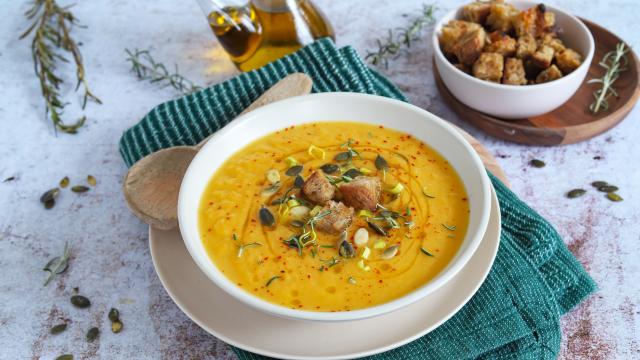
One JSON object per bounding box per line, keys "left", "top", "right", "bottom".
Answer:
{"left": 149, "top": 185, "right": 500, "bottom": 359}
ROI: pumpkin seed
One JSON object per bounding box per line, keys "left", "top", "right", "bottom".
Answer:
{"left": 320, "top": 163, "right": 339, "bottom": 174}
{"left": 111, "top": 320, "right": 123, "bottom": 333}
{"left": 40, "top": 188, "right": 60, "bottom": 203}
{"left": 334, "top": 152, "right": 351, "bottom": 162}
{"left": 606, "top": 193, "right": 623, "bottom": 202}
{"left": 367, "top": 221, "right": 387, "bottom": 236}
{"left": 294, "top": 175, "right": 304, "bottom": 188}
{"left": 375, "top": 155, "right": 389, "bottom": 170}
{"left": 259, "top": 207, "right": 275, "bottom": 226}
{"left": 86, "top": 327, "right": 99, "bottom": 342}
{"left": 380, "top": 245, "right": 399, "bottom": 260}
{"left": 343, "top": 168, "right": 362, "bottom": 179}
{"left": 597, "top": 185, "right": 618, "bottom": 193}
{"left": 70, "top": 295, "right": 91, "bottom": 308}
{"left": 529, "top": 159, "right": 546, "bottom": 168}
{"left": 337, "top": 232, "right": 355, "bottom": 258}
{"left": 50, "top": 323, "right": 67, "bottom": 335}
{"left": 567, "top": 189, "right": 586, "bottom": 199}
{"left": 71, "top": 185, "right": 89, "bottom": 193}
{"left": 44, "top": 199, "right": 56, "bottom": 209}
{"left": 108, "top": 308, "right": 120, "bottom": 322}
{"left": 3, "top": 176, "right": 15, "bottom": 182}
{"left": 59, "top": 176, "right": 70, "bottom": 188}
{"left": 421, "top": 247, "right": 435, "bottom": 257}
{"left": 55, "top": 355, "right": 73, "bottom": 360}
{"left": 285, "top": 165, "right": 303, "bottom": 177}
{"left": 87, "top": 175, "right": 97, "bottom": 187}
{"left": 262, "top": 182, "right": 281, "bottom": 196}
{"left": 591, "top": 181, "right": 608, "bottom": 188}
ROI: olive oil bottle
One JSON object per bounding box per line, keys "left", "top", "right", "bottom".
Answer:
{"left": 198, "top": 0, "right": 334, "bottom": 71}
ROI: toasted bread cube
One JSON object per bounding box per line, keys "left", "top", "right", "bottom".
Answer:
{"left": 539, "top": 33, "right": 566, "bottom": 53}
{"left": 484, "top": 31, "right": 517, "bottom": 57}
{"left": 531, "top": 45, "right": 555, "bottom": 68}
{"left": 536, "top": 64, "right": 563, "bottom": 83}
{"left": 302, "top": 171, "right": 335, "bottom": 205}
{"left": 316, "top": 201, "right": 354, "bottom": 234}
{"left": 339, "top": 177, "right": 381, "bottom": 211}
{"left": 486, "top": 2, "right": 518, "bottom": 32}
{"left": 555, "top": 48, "right": 583, "bottom": 74}
{"left": 439, "top": 20, "right": 482, "bottom": 55}
{"left": 514, "top": 4, "right": 555, "bottom": 38}
{"left": 516, "top": 34, "right": 537, "bottom": 59}
{"left": 502, "top": 58, "right": 527, "bottom": 85}
{"left": 462, "top": 2, "right": 491, "bottom": 24}
{"left": 473, "top": 53, "right": 504, "bottom": 83}
{"left": 453, "top": 28, "right": 487, "bottom": 65}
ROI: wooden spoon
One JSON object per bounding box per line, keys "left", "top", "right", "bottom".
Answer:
{"left": 123, "top": 73, "right": 313, "bottom": 230}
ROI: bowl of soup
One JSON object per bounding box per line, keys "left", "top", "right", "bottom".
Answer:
{"left": 178, "top": 93, "right": 492, "bottom": 322}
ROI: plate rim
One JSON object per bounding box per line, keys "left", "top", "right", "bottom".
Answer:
{"left": 148, "top": 184, "right": 501, "bottom": 360}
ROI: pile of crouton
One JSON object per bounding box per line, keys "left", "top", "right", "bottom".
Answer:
{"left": 439, "top": 1, "right": 583, "bottom": 85}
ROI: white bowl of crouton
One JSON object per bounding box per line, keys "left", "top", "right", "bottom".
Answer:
{"left": 433, "top": 0, "right": 595, "bottom": 119}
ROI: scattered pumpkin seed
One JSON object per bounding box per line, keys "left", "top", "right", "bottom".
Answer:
{"left": 50, "top": 323, "right": 67, "bottom": 335}
{"left": 567, "top": 189, "right": 586, "bottom": 199}
{"left": 320, "top": 163, "right": 339, "bottom": 174}
{"left": 43, "top": 242, "right": 70, "bottom": 286}
{"left": 71, "top": 185, "right": 89, "bottom": 193}
{"left": 108, "top": 308, "right": 120, "bottom": 322}
{"left": 597, "top": 185, "right": 618, "bottom": 193}
{"left": 334, "top": 152, "right": 351, "bottom": 162}
{"left": 262, "top": 182, "right": 281, "bottom": 196}
{"left": 529, "top": 159, "right": 546, "bottom": 168}
{"left": 55, "top": 355, "right": 73, "bottom": 360}
{"left": 87, "top": 175, "right": 97, "bottom": 186}
{"left": 86, "top": 327, "right": 99, "bottom": 342}
{"left": 70, "top": 295, "right": 91, "bottom": 309}
{"left": 421, "top": 247, "right": 435, "bottom": 257}
{"left": 59, "top": 176, "right": 70, "bottom": 188}
{"left": 343, "top": 168, "right": 362, "bottom": 179}
{"left": 338, "top": 232, "right": 355, "bottom": 258}
{"left": 265, "top": 275, "right": 281, "bottom": 287}
{"left": 44, "top": 199, "right": 56, "bottom": 209}
{"left": 3, "top": 176, "right": 15, "bottom": 182}
{"left": 591, "top": 181, "right": 608, "bottom": 188}
{"left": 259, "top": 207, "right": 275, "bottom": 226}
{"left": 285, "top": 165, "right": 303, "bottom": 177}
{"left": 606, "top": 193, "right": 623, "bottom": 202}
{"left": 380, "top": 245, "right": 399, "bottom": 259}
{"left": 111, "top": 320, "right": 123, "bottom": 333}
{"left": 40, "top": 188, "right": 60, "bottom": 204}
{"left": 367, "top": 221, "right": 387, "bottom": 236}
{"left": 348, "top": 276, "right": 357, "bottom": 285}
{"left": 294, "top": 175, "right": 304, "bottom": 188}
{"left": 375, "top": 155, "right": 389, "bottom": 170}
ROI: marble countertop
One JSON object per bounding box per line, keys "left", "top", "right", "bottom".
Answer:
{"left": 1, "top": 0, "right": 638, "bottom": 359}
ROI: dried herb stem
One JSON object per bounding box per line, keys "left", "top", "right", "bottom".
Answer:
{"left": 125, "top": 48, "right": 202, "bottom": 95}
{"left": 21, "top": 0, "right": 101, "bottom": 134}
{"left": 588, "top": 42, "right": 630, "bottom": 114}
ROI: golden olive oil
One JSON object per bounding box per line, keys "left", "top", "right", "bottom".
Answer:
{"left": 207, "top": 0, "right": 335, "bottom": 71}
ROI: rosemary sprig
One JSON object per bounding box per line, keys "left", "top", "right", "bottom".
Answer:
{"left": 125, "top": 48, "right": 202, "bottom": 95}
{"left": 237, "top": 242, "right": 261, "bottom": 258}
{"left": 588, "top": 42, "right": 630, "bottom": 114}
{"left": 21, "top": 0, "right": 102, "bottom": 134}
{"left": 365, "top": 4, "right": 437, "bottom": 68}
{"left": 43, "top": 242, "right": 71, "bottom": 286}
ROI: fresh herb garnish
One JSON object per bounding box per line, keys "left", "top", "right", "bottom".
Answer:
{"left": 420, "top": 247, "right": 435, "bottom": 257}
{"left": 125, "top": 48, "right": 201, "bottom": 95}
{"left": 43, "top": 242, "right": 70, "bottom": 286}
{"left": 265, "top": 275, "right": 281, "bottom": 287}
{"left": 237, "top": 242, "right": 262, "bottom": 258}
{"left": 588, "top": 42, "right": 630, "bottom": 114}
{"left": 442, "top": 223, "right": 456, "bottom": 231}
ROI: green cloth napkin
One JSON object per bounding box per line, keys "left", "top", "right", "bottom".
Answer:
{"left": 118, "top": 38, "right": 596, "bottom": 359}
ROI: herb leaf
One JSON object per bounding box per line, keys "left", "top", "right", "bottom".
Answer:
{"left": 125, "top": 48, "right": 201, "bottom": 95}
{"left": 266, "top": 275, "right": 281, "bottom": 287}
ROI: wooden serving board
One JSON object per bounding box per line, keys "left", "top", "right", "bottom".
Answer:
{"left": 435, "top": 18, "right": 640, "bottom": 146}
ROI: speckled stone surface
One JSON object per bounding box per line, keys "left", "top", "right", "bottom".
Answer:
{"left": 0, "top": 0, "right": 638, "bottom": 359}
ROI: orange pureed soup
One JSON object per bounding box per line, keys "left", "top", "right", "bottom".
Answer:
{"left": 198, "top": 122, "right": 469, "bottom": 311}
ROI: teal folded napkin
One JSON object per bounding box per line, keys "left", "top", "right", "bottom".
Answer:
{"left": 118, "top": 38, "right": 596, "bottom": 359}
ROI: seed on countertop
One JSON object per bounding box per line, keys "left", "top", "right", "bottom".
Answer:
{"left": 320, "top": 163, "right": 339, "bottom": 174}
{"left": 87, "top": 175, "right": 97, "bottom": 186}
{"left": 70, "top": 295, "right": 91, "bottom": 308}
{"left": 71, "top": 185, "right": 89, "bottom": 193}
{"left": 59, "top": 176, "right": 70, "bottom": 188}
{"left": 50, "top": 323, "right": 67, "bottom": 335}
{"left": 259, "top": 207, "right": 275, "bottom": 227}
{"left": 285, "top": 165, "right": 303, "bottom": 177}
{"left": 566, "top": 189, "right": 586, "bottom": 199}
{"left": 111, "top": 320, "right": 123, "bottom": 333}
{"left": 55, "top": 355, "right": 73, "bottom": 360}
{"left": 108, "top": 308, "right": 120, "bottom": 322}
{"left": 380, "top": 245, "right": 399, "bottom": 260}
{"left": 529, "top": 159, "right": 546, "bottom": 168}
{"left": 86, "top": 327, "right": 99, "bottom": 342}
{"left": 606, "top": 193, "right": 623, "bottom": 202}
{"left": 40, "top": 188, "right": 60, "bottom": 203}
{"left": 597, "top": 185, "right": 618, "bottom": 193}
{"left": 591, "top": 181, "right": 608, "bottom": 188}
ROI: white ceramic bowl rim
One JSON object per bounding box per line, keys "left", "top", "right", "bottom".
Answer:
{"left": 432, "top": 0, "right": 595, "bottom": 90}
{"left": 178, "top": 93, "right": 491, "bottom": 322}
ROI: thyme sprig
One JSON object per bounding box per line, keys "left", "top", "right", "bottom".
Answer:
{"left": 125, "top": 48, "right": 202, "bottom": 95}
{"left": 21, "top": 0, "right": 102, "bottom": 134}
{"left": 365, "top": 4, "right": 437, "bottom": 68}
{"left": 588, "top": 42, "right": 630, "bottom": 114}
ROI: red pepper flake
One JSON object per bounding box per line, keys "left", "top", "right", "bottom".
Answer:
{"left": 208, "top": 201, "right": 213, "bottom": 205}
{"left": 462, "top": 197, "right": 468, "bottom": 201}
{"left": 378, "top": 125, "right": 384, "bottom": 129}
{"left": 263, "top": 257, "right": 269, "bottom": 261}
{"left": 378, "top": 279, "right": 383, "bottom": 283}
{"left": 307, "top": 274, "right": 311, "bottom": 279}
